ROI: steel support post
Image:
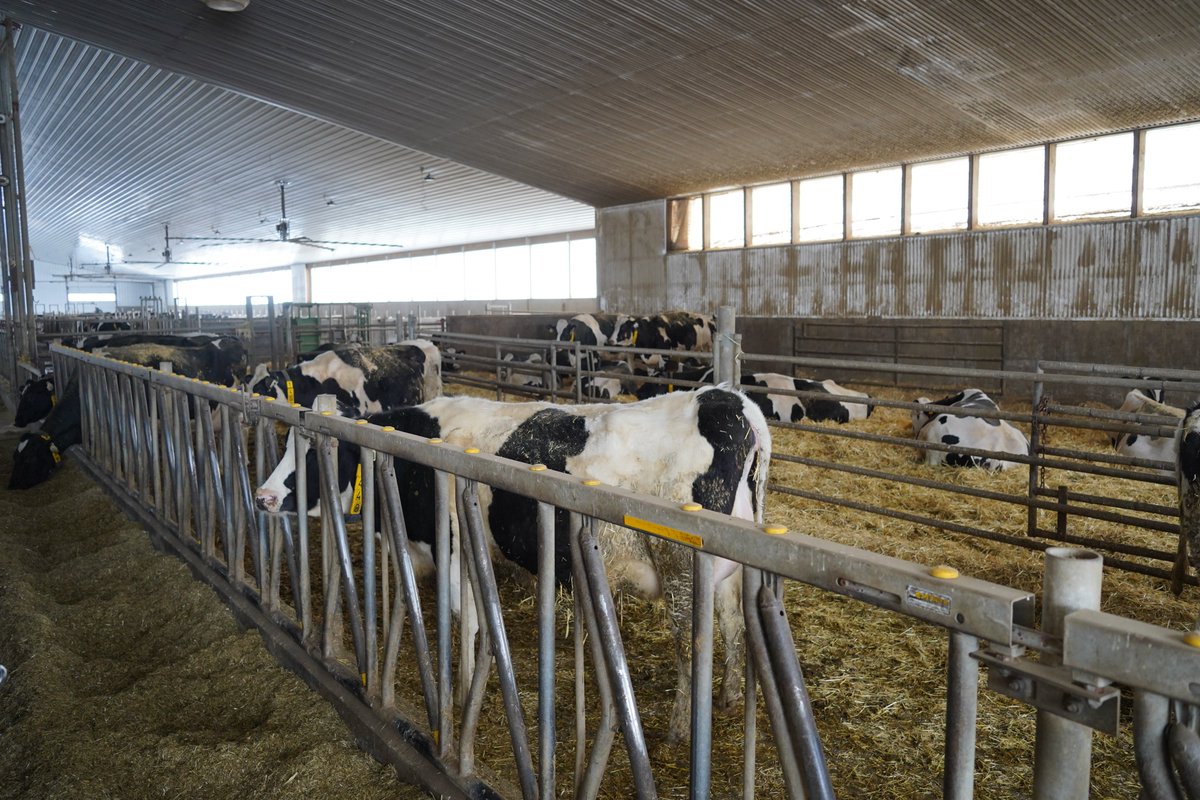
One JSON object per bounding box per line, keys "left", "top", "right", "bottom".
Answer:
{"left": 1027, "top": 367, "right": 1044, "bottom": 536}
{"left": 317, "top": 434, "right": 368, "bottom": 685}
{"left": 716, "top": 305, "right": 736, "bottom": 385}
{"left": 943, "top": 630, "right": 980, "bottom": 800}
{"left": 1033, "top": 548, "right": 1103, "bottom": 800}
{"left": 362, "top": 446, "right": 378, "bottom": 697}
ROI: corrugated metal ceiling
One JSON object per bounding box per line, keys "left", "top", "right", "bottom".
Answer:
{"left": 3, "top": 0, "right": 1199, "bottom": 278}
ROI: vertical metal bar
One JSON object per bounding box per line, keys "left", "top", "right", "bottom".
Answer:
{"left": 757, "top": 583, "right": 835, "bottom": 800}
{"left": 149, "top": 380, "right": 162, "bottom": 514}
{"left": 461, "top": 481, "right": 538, "bottom": 800}
{"left": 536, "top": 500, "right": 556, "bottom": 800}
{"left": 434, "top": 470, "right": 452, "bottom": 759}
{"left": 1027, "top": 366, "right": 1044, "bottom": 536}
{"left": 1133, "top": 690, "right": 1183, "bottom": 800}
{"left": 717, "top": 305, "right": 736, "bottom": 385}
{"left": 743, "top": 567, "right": 804, "bottom": 798}
{"left": 362, "top": 446, "right": 379, "bottom": 697}
{"left": 943, "top": 630, "right": 980, "bottom": 800}
{"left": 317, "top": 434, "right": 368, "bottom": 686}
{"left": 569, "top": 513, "right": 617, "bottom": 800}
{"left": 689, "top": 550, "right": 715, "bottom": 800}
{"left": 377, "top": 455, "right": 438, "bottom": 730}
{"left": 295, "top": 429, "right": 313, "bottom": 639}
{"left": 495, "top": 343, "right": 503, "bottom": 400}
{"left": 577, "top": 521, "right": 658, "bottom": 800}
{"left": 1033, "top": 548, "right": 1104, "bottom": 800}
{"left": 574, "top": 341, "right": 582, "bottom": 404}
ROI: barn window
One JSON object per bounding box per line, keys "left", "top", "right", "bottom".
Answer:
{"left": 707, "top": 189, "right": 745, "bottom": 248}
{"left": 407, "top": 255, "right": 440, "bottom": 302}
{"left": 1053, "top": 132, "right": 1134, "bottom": 221}
{"left": 797, "top": 175, "right": 843, "bottom": 242}
{"left": 569, "top": 237, "right": 597, "bottom": 298}
{"left": 749, "top": 182, "right": 791, "bottom": 245}
{"left": 667, "top": 196, "right": 703, "bottom": 251}
{"left": 463, "top": 247, "right": 497, "bottom": 301}
{"left": 175, "top": 268, "right": 293, "bottom": 306}
{"left": 1142, "top": 121, "right": 1200, "bottom": 214}
{"left": 67, "top": 290, "right": 117, "bottom": 303}
{"left": 436, "top": 251, "right": 466, "bottom": 301}
{"left": 494, "top": 244, "right": 531, "bottom": 299}
{"left": 529, "top": 241, "right": 570, "bottom": 299}
{"left": 849, "top": 167, "right": 902, "bottom": 238}
{"left": 908, "top": 157, "right": 969, "bottom": 233}
{"left": 976, "top": 145, "right": 1045, "bottom": 227}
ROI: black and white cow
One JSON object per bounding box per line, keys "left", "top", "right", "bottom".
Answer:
{"left": 255, "top": 387, "right": 771, "bottom": 743}
{"left": 739, "top": 373, "right": 871, "bottom": 423}
{"left": 1110, "top": 389, "right": 1184, "bottom": 472}
{"left": 247, "top": 340, "right": 441, "bottom": 413}
{"left": 912, "top": 388, "right": 1028, "bottom": 470}
{"left": 14, "top": 375, "right": 56, "bottom": 427}
{"left": 612, "top": 312, "right": 716, "bottom": 371}
{"left": 96, "top": 337, "right": 247, "bottom": 388}
{"left": 554, "top": 313, "right": 630, "bottom": 372}
{"left": 9, "top": 376, "right": 81, "bottom": 490}
{"left": 633, "top": 365, "right": 714, "bottom": 400}
{"left": 580, "top": 359, "right": 638, "bottom": 400}
{"left": 498, "top": 352, "right": 549, "bottom": 391}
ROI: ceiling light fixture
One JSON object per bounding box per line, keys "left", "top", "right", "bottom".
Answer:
{"left": 203, "top": 0, "right": 250, "bottom": 11}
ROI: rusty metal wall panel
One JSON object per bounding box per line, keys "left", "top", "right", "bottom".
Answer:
{"left": 623, "top": 216, "right": 1200, "bottom": 319}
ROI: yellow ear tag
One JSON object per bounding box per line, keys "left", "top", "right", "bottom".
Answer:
{"left": 568, "top": 330, "right": 575, "bottom": 342}
{"left": 285, "top": 379, "right": 295, "bottom": 405}
{"left": 630, "top": 329, "right": 638, "bottom": 346}
{"left": 349, "top": 464, "right": 364, "bottom": 515}
{"left": 50, "top": 393, "right": 56, "bottom": 407}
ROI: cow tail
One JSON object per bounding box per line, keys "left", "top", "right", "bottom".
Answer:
{"left": 740, "top": 392, "right": 773, "bottom": 525}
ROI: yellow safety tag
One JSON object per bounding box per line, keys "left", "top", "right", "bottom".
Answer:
{"left": 349, "top": 464, "right": 364, "bottom": 515}
{"left": 667, "top": 384, "right": 674, "bottom": 392}
{"left": 630, "top": 329, "right": 638, "bottom": 346}
{"left": 623, "top": 514, "right": 703, "bottom": 548}
{"left": 40, "top": 433, "right": 61, "bottom": 464}
{"left": 285, "top": 379, "right": 295, "bottom": 405}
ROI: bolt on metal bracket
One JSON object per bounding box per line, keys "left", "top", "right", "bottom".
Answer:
{"left": 974, "top": 648, "right": 1121, "bottom": 735}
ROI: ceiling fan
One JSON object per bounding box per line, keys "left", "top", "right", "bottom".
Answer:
{"left": 174, "top": 180, "right": 406, "bottom": 252}
{"left": 68, "top": 246, "right": 165, "bottom": 280}
{"left": 80, "top": 223, "right": 227, "bottom": 270}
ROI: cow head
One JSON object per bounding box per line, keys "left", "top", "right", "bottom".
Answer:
{"left": 15, "top": 376, "right": 55, "bottom": 427}
{"left": 9, "top": 432, "right": 63, "bottom": 490}
{"left": 613, "top": 318, "right": 641, "bottom": 347}
{"left": 254, "top": 421, "right": 360, "bottom": 515}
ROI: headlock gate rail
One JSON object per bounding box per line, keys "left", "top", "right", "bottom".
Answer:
{"left": 50, "top": 342, "right": 1200, "bottom": 799}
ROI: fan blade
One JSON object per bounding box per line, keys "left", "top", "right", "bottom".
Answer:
{"left": 295, "top": 238, "right": 405, "bottom": 249}
{"left": 288, "top": 237, "right": 336, "bottom": 251}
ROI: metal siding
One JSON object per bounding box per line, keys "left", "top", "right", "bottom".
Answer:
{"left": 645, "top": 217, "right": 1200, "bottom": 320}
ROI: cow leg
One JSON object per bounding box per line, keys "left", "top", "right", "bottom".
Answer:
{"left": 649, "top": 538, "right": 698, "bottom": 745}
{"left": 716, "top": 566, "right": 744, "bottom": 711}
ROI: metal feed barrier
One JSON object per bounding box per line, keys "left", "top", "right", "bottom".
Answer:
{"left": 49, "top": 341, "right": 1200, "bottom": 799}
